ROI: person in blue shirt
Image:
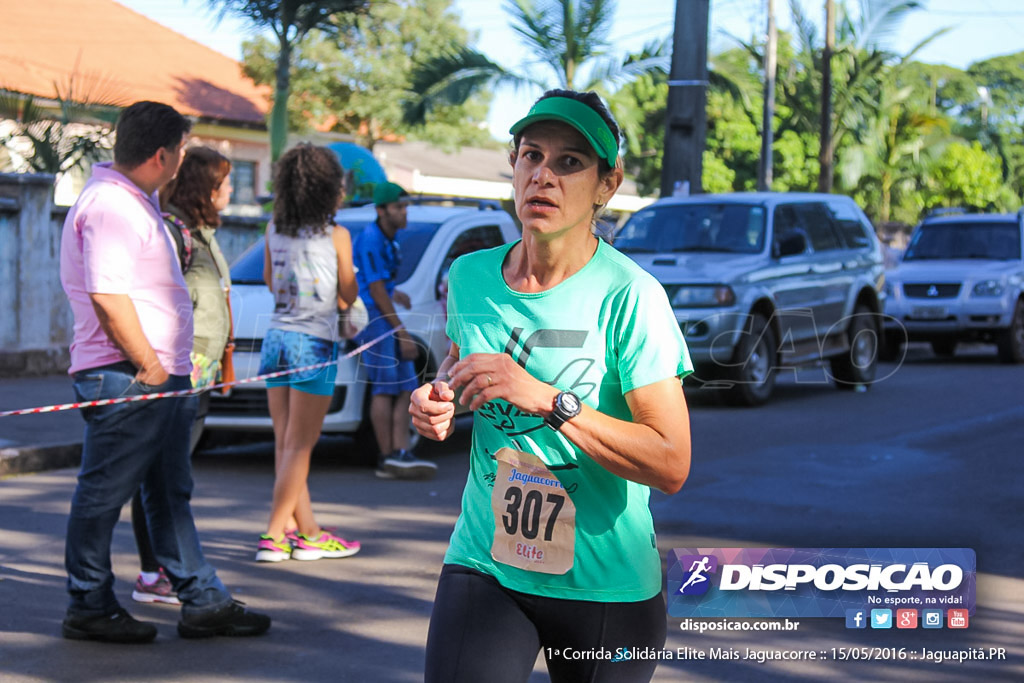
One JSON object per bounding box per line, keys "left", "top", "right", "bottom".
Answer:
{"left": 353, "top": 182, "right": 437, "bottom": 479}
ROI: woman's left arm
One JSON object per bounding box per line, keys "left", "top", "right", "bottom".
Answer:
{"left": 448, "top": 354, "right": 691, "bottom": 495}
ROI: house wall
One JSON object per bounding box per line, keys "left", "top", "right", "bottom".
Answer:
{"left": 0, "top": 172, "right": 263, "bottom": 377}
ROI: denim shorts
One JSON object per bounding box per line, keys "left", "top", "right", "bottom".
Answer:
{"left": 356, "top": 316, "right": 419, "bottom": 396}
{"left": 259, "top": 328, "right": 338, "bottom": 396}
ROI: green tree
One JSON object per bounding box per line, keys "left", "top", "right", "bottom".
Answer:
{"left": 964, "top": 51, "right": 1024, "bottom": 197}
{"left": 404, "top": 0, "right": 667, "bottom": 124}
{"left": 756, "top": 0, "right": 930, "bottom": 190}
{"left": 921, "top": 141, "right": 1012, "bottom": 212}
{"left": 202, "top": 0, "right": 371, "bottom": 161}
{"left": 0, "top": 73, "right": 121, "bottom": 178}
{"left": 241, "top": 0, "right": 494, "bottom": 150}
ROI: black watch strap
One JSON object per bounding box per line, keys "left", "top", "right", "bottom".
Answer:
{"left": 544, "top": 391, "right": 582, "bottom": 431}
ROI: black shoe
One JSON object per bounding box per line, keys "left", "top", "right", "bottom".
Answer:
{"left": 177, "top": 600, "right": 271, "bottom": 639}
{"left": 62, "top": 607, "right": 158, "bottom": 644}
{"left": 376, "top": 449, "right": 438, "bottom": 480}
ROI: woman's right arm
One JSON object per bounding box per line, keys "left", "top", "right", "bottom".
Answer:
{"left": 332, "top": 225, "right": 359, "bottom": 306}
{"left": 263, "top": 238, "right": 273, "bottom": 292}
{"left": 409, "top": 342, "right": 460, "bottom": 441}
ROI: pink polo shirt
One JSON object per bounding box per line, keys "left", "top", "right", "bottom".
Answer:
{"left": 60, "top": 162, "right": 193, "bottom": 375}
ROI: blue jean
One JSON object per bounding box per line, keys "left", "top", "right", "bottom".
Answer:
{"left": 66, "top": 361, "right": 231, "bottom": 617}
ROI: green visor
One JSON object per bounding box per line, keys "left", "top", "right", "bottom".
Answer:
{"left": 509, "top": 97, "right": 618, "bottom": 163}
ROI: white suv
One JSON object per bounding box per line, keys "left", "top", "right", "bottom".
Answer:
{"left": 883, "top": 211, "right": 1024, "bottom": 362}
{"left": 205, "top": 199, "right": 520, "bottom": 455}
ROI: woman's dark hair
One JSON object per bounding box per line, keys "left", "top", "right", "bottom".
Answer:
{"left": 272, "top": 144, "right": 345, "bottom": 236}
{"left": 161, "top": 147, "right": 231, "bottom": 229}
{"left": 113, "top": 101, "right": 192, "bottom": 169}
{"left": 512, "top": 89, "right": 622, "bottom": 175}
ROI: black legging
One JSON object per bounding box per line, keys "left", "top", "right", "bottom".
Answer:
{"left": 425, "top": 564, "right": 667, "bottom": 683}
{"left": 130, "top": 492, "right": 160, "bottom": 573}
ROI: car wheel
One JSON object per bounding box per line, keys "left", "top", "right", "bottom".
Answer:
{"left": 930, "top": 340, "right": 957, "bottom": 358}
{"left": 723, "top": 313, "right": 777, "bottom": 407}
{"left": 996, "top": 298, "right": 1024, "bottom": 364}
{"left": 830, "top": 305, "right": 879, "bottom": 390}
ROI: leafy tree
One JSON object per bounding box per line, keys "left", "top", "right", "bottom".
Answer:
{"left": 202, "top": 0, "right": 371, "bottom": 161}
{"left": 0, "top": 74, "right": 120, "bottom": 179}
{"left": 241, "top": 0, "right": 494, "bottom": 150}
{"left": 404, "top": 0, "right": 667, "bottom": 124}
{"left": 920, "top": 141, "right": 1013, "bottom": 212}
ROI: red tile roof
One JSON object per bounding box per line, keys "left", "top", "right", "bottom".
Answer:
{"left": 0, "top": 0, "right": 270, "bottom": 125}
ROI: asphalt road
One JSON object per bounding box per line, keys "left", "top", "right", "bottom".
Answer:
{"left": 0, "top": 343, "right": 1021, "bottom": 682}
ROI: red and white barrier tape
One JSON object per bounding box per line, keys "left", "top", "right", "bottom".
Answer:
{"left": 0, "top": 328, "right": 396, "bottom": 419}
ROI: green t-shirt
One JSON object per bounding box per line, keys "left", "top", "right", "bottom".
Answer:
{"left": 444, "top": 239, "right": 693, "bottom": 602}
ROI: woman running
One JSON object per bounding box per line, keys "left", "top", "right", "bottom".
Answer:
{"left": 411, "top": 89, "right": 693, "bottom": 682}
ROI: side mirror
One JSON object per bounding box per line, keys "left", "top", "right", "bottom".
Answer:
{"left": 774, "top": 232, "right": 808, "bottom": 258}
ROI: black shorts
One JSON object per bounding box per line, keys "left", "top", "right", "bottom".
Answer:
{"left": 425, "top": 564, "right": 667, "bottom": 683}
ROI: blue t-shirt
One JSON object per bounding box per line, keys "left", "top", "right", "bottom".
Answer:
{"left": 352, "top": 220, "right": 399, "bottom": 317}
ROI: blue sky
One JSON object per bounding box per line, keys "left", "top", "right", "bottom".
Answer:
{"left": 115, "top": 0, "right": 1024, "bottom": 140}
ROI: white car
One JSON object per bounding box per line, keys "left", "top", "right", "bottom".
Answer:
{"left": 883, "top": 211, "right": 1024, "bottom": 362}
{"left": 205, "top": 199, "right": 520, "bottom": 456}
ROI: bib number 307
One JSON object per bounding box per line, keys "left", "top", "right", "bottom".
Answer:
{"left": 491, "top": 447, "right": 576, "bottom": 575}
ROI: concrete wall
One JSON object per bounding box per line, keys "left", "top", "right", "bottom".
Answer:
{"left": 0, "top": 172, "right": 263, "bottom": 377}
{"left": 0, "top": 173, "right": 73, "bottom": 376}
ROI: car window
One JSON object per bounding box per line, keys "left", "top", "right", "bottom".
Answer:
{"left": 904, "top": 221, "right": 1021, "bottom": 261}
{"left": 772, "top": 204, "right": 809, "bottom": 254}
{"left": 794, "top": 203, "right": 842, "bottom": 252}
{"left": 827, "top": 199, "right": 873, "bottom": 249}
{"left": 436, "top": 225, "right": 506, "bottom": 299}
{"left": 615, "top": 203, "right": 765, "bottom": 253}
{"left": 229, "top": 221, "right": 443, "bottom": 285}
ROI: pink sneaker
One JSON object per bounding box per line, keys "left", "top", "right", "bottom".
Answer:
{"left": 255, "top": 534, "right": 292, "bottom": 562}
{"left": 291, "top": 531, "right": 361, "bottom": 561}
{"left": 131, "top": 568, "right": 181, "bottom": 605}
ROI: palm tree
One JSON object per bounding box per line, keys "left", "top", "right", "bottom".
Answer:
{"left": 0, "top": 69, "right": 123, "bottom": 179}
{"left": 202, "top": 0, "right": 371, "bottom": 161}
{"left": 404, "top": 0, "right": 666, "bottom": 124}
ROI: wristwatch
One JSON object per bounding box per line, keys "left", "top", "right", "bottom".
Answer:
{"left": 545, "top": 391, "right": 582, "bottom": 431}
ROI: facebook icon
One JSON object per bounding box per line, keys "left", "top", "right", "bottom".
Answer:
{"left": 845, "top": 609, "right": 867, "bottom": 629}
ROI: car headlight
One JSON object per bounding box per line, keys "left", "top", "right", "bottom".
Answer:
{"left": 666, "top": 285, "right": 736, "bottom": 308}
{"left": 883, "top": 280, "right": 897, "bottom": 297}
{"left": 972, "top": 279, "right": 1005, "bottom": 297}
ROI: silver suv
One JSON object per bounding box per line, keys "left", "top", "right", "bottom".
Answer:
{"left": 882, "top": 211, "right": 1024, "bottom": 363}
{"left": 615, "top": 192, "right": 886, "bottom": 405}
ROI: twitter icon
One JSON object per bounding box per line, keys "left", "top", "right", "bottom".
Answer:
{"left": 870, "top": 609, "right": 892, "bottom": 629}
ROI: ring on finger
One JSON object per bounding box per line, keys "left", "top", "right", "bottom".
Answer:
{"left": 487, "top": 375, "right": 493, "bottom": 386}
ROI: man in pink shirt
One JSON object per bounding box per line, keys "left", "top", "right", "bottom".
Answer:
{"left": 59, "top": 101, "right": 269, "bottom": 643}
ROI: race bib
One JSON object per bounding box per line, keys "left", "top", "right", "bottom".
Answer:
{"left": 491, "top": 447, "right": 576, "bottom": 575}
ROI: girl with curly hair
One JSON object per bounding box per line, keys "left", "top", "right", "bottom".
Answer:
{"left": 255, "top": 144, "right": 361, "bottom": 562}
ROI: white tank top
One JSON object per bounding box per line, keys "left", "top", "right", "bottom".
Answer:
{"left": 267, "top": 222, "right": 338, "bottom": 341}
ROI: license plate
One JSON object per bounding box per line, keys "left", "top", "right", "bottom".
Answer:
{"left": 912, "top": 306, "right": 948, "bottom": 319}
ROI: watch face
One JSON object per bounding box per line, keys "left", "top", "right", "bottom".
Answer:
{"left": 560, "top": 392, "right": 581, "bottom": 413}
